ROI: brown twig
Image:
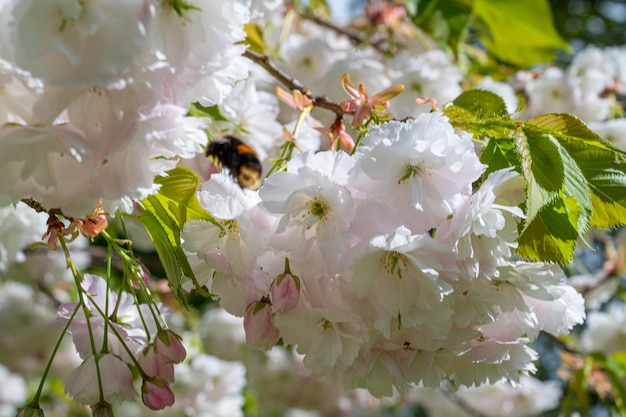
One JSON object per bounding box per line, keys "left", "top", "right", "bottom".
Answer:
{"left": 303, "top": 13, "right": 388, "bottom": 53}
{"left": 242, "top": 49, "right": 351, "bottom": 118}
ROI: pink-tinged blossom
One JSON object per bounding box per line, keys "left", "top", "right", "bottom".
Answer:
{"left": 435, "top": 168, "right": 525, "bottom": 279}
{"left": 351, "top": 113, "right": 485, "bottom": 231}
{"left": 216, "top": 78, "right": 282, "bottom": 161}
{"left": 244, "top": 301, "right": 280, "bottom": 351}
{"left": 0, "top": 63, "right": 42, "bottom": 125}
{"left": 3, "top": 0, "right": 149, "bottom": 88}
{"left": 182, "top": 174, "right": 273, "bottom": 315}
{"left": 65, "top": 353, "right": 136, "bottom": 405}
{"left": 259, "top": 150, "right": 356, "bottom": 260}
{"left": 273, "top": 275, "right": 369, "bottom": 374}
{"left": 141, "top": 377, "right": 175, "bottom": 411}
{"left": 346, "top": 226, "right": 455, "bottom": 338}
{"left": 182, "top": 173, "right": 266, "bottom": 279}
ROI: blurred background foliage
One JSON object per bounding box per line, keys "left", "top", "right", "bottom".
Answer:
{"left": 550, "top": 0, "right": 626, "bottom": 52}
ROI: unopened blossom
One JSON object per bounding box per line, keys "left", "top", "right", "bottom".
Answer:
{"left": 138, "top": 345, "right": 175, "bottom": 384}
{"left": 65, "top": 353, "right": 136, "bottom": 405}
{"left": 142, "top": 377, "right": 175, "bottom": 411}
{"left": 91, "top": 402, "right": 115, "bottom": 417}
{"left": 244, "top": 301, "right": 280, "bottom": 350}
{"left": 269, "top": 262, "right": 301, "bottom": 313}
{"left": 155, "top": 329, "right": 186, "bottom": 364}
{"left": 15, "top": 405, "right": 44, "bottom": 417}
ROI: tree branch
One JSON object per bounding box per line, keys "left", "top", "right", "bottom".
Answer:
{"left": 242, "top": 49, "right": 350, "bottom": 118}
{"left": 302, "top": 12, "right": 388, "bottom": 54}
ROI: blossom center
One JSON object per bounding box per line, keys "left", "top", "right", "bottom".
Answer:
{"left": 382, "top": 251, "right": 407, "bottom": 279}
{"left": 398, "top": 162, "right": 427, "bottom": 184}
{"left": 219, "top": 219, "right": 239, "bottom": 237}
{"left": 306, "top": 196, "right": 330, "bottom": 221}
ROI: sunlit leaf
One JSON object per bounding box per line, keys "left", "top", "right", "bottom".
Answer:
{"left": 473, "top": 0, "right": 570, "bottom": 67}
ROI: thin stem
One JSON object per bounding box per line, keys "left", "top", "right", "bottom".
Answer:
{"left": 58, "top": 235, "right": 106, "bottom": 403}
{"left": 82, "top": 291, "right": 146, "bottom": 375}
{"left": 302, "top": 12, "right": 388, "bottom": 54}
{"left": 28, "top": 304, "right": 79, "bottom": 405}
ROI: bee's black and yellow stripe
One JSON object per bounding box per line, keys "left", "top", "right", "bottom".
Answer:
{"left": 206, "top": 136, "right": 262, "bottom": 189}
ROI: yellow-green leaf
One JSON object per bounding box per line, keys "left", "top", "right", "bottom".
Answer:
{"left": 473, "top": 0, "right": 570, "bottom": 67}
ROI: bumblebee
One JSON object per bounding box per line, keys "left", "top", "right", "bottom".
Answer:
{"left": 206, "top": 136, "right": 263, "bottom": 189}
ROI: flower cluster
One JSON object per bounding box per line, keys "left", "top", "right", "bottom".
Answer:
{"left": 0, "top": 0, "right": 250, "bottom": 217}
{"left": 183, "top": 112, "right": 586, "bottom": 396}
{"left": 56, "top": 273, "right": 187, "bottom": 411}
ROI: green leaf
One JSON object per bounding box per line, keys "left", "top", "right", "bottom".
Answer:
{"left": 446, "top": 89, "right": 509, "bottom": 119}
{"left": 473, "top": 0, "right": 570, "bottom": 67}
{"left": 480, "top": 137, "right": 519, "bottom": 177}
{"left": 527, "top": 113, "right": 606, "bottom": 143}
{"left": 408, "top": 0, "right": 473, "bottom": 56}
{"left": 243, "top": 23, "right": 266, "bottom": 55}
{"left": 524, "top": 128, "right": 563, "bottom": 193}
{"left": 516, "top": 195, "right": 579, "bottom": 264}
{"left": 153, "top": 166, "right": 212, "bottom": 225}
{"left": 528, "top": 114, "right": 626, "bottom": 229}
{"left": 188, "top": 102, "right": 231, "bottom": 122}
{"left": 443, "top": 89, "right": 513, "bottom": 138}
{"left": 140, "top": 167, "right": 216, "bottom": 300}
{"left": 140, "top": 209, "right": 186, "bottom": 305}
{"left": 515, "top": 128, "right": 592, "bottom": 263}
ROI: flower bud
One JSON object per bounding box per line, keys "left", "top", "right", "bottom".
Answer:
{"left": 16, "top": 405, "right": 44, "bottom": 417}
{"left": 243, "top": 301, "right": 280, "bottom": 351}
{"left": 141, "top": 377, "right": 175, "bottom": 411}
{"left": 155, "top": 329, "right": 186, "bottom": 364}
{"left": 91, "top": 402, "right": 114, "bottom": 417}
{"left": 138, "top": 345, "right": 175, "bottom": 383}
{"left": 270, "top": 272, "right": 300, "bottom": 313}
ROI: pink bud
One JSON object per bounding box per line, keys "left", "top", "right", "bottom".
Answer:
{"left": 138, "top": 345, "right": 175, "bottom": 383}
{"left": 141, "top": 377, "right": 175, "bottom": 411}
{"left": 155, "top": 329, "right": 186, "bottom": 364}
{"left": 244, "top": 301, "right": 280, "bottom": 351}
{"left": 270, "top": 273, "right": 300, "bottom": 313}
